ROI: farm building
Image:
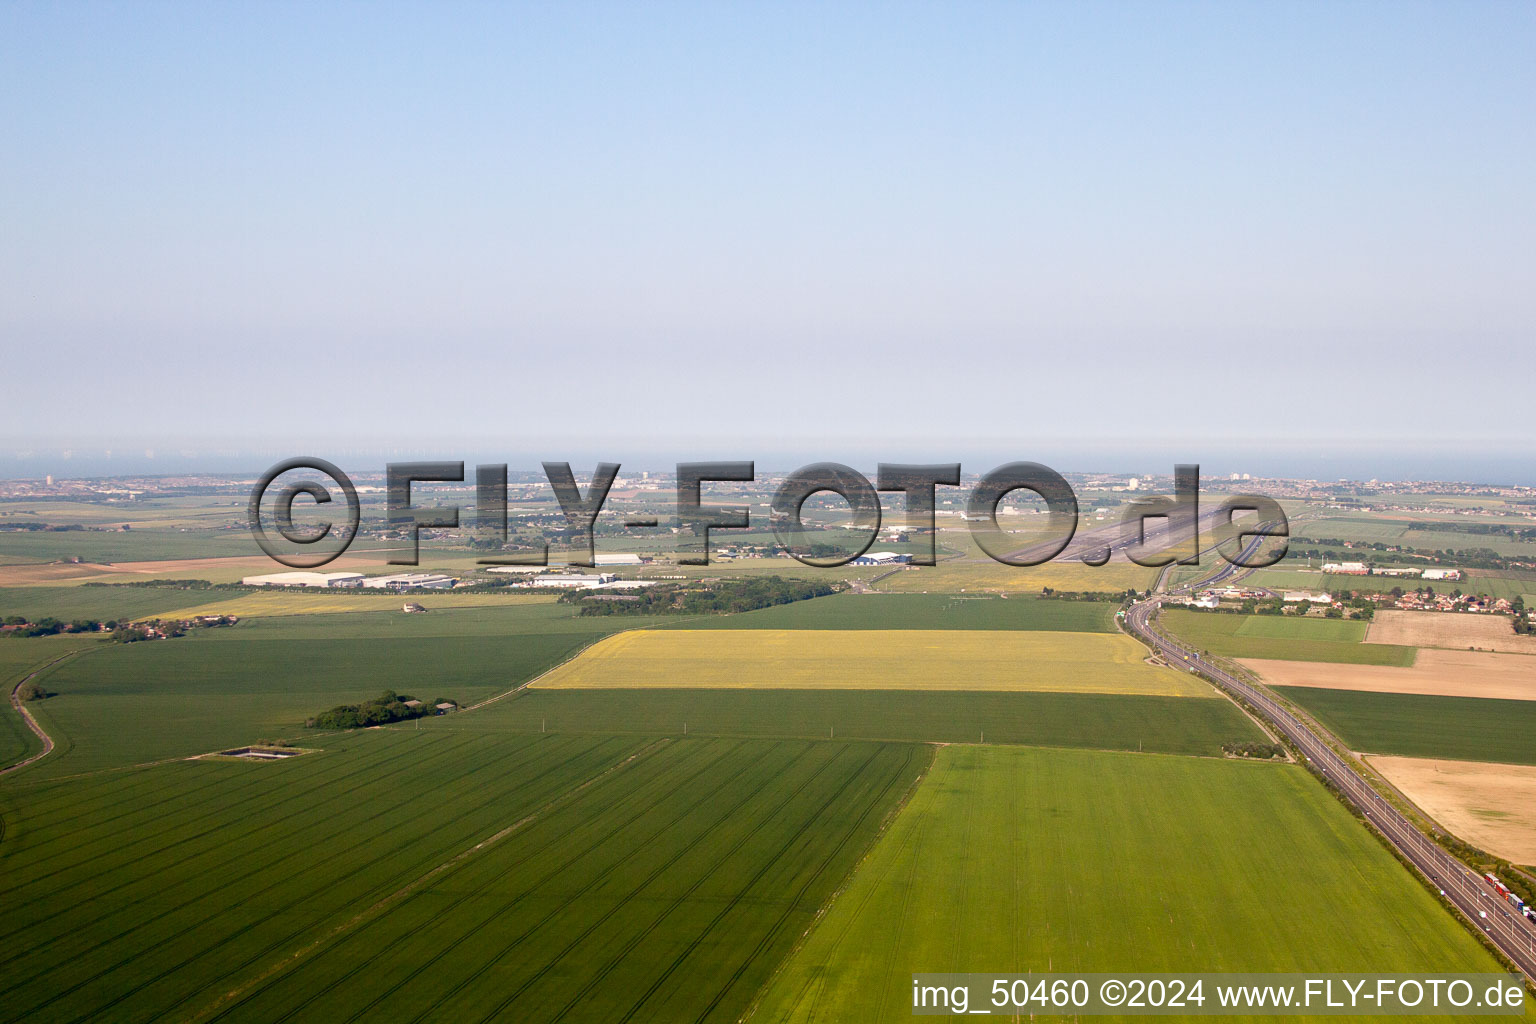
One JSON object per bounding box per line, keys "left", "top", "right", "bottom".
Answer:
{"left": 239, "top": 571, "right": 365, "bottom": 588}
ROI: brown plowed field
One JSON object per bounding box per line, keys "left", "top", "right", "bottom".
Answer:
{"left": 1367, "top": 755, "right": 1536, "bottom": 864}
{"left": 1366, "top": 610, "right": 1536, "bottom": 655}
{"left": 1241, "top": 648, "right": 1536, "bottom": 701}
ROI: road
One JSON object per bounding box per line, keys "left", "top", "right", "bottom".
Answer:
{"left": 1122, "top": 593, "right": 1536, "bottom": 982}
{"left": 1, "top": 659, "right": 64, "bottom": 777}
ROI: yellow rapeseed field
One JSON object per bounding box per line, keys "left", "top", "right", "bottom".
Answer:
{"left": 533, "top": 629, "right": 1214, "bottom": 696}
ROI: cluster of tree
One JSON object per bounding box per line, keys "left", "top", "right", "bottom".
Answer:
{"left": 83, "top": 578, "right": 217, "bottom": 590}
{"left": 1222, "top": 742, "right": 1286, "bottom": 760}
{"left": 111, "top": 624, "right": 155, "bottom": 643}
{"left": 561, "top": 577, "right": 836, "bottom": 617}
{"left": 307, "top": 690, "right": 458, "bottom": 730}
{"left": 2, "top": 616, "right": 110, "bottom": 637}
{"left": 1039, "top": 588, "right": 1136, "bottom": 602}
{"left": 5, "top": 613, "right": 238, "bottom": 643}
{"left": 1284, "top": 541, "right": 1530, "bottom": 573}
{"left": 0, "top": 522, "right": 85, "bottom": 532}
{"left": 16, "top": 680, "right": 54, "bottom": 701}
{"left": 1410, "top": 521, "right": 1536, "bottom": 541}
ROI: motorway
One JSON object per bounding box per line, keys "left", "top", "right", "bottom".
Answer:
{"left": 988, "top": 494, "right": 1536, "bottom": 978}
{"left": 1123, "top": 592, "right": 1536, "bottom": 982}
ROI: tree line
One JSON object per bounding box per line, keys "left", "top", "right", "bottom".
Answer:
{"left": 560, "top": 577, "right": 836, "bottom": 617}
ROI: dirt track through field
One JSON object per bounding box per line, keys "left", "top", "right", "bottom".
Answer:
{"left": 1366, "top": 610, "right": 1536, "bottom": 655}
{"left": 1367, "top": 755, "right": 1536, "bottom": 864}
{"left": 1, "top": 651, "right": 87, "bottom": 776}
{"left": 1240, "top": 648, "right": 1536, "bottom": 701}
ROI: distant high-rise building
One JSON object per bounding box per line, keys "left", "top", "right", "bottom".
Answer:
{"left": 45, "top": 475, "right": 53, "bottom": 486}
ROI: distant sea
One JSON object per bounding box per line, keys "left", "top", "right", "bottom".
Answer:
{"left": 1, "top": 441, "right": 1534, "bottom": 487}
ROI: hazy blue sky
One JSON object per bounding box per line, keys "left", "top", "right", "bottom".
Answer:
{"left": 2, "top": 2, "right": 1533, "bottom": 469}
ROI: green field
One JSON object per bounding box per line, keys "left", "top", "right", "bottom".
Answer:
{"left": 1274, "top": 687, "right": 1536, "bottom": 765}
{"left": 0, "top": 636, "right": 98, "bottom": 768}
{"left": 1291, "top": 517, "right": 1411, "bottom": 544}
{"left": 875, "top": 553, "right": 1159, "bottom": 595}
{"left": 0, "top": 584, "right": 234, "bottom": 622}
{"left": 21, "top": 607, "right": 651, "bottom": 775}
{"left": 2, "top": 495, "right": 1528, "bottom": 1022}
{"left": 0, "top": 528, "right": 300, "bottom": 565}
{"left": 1161, "top": 610, "right": 1417, "bottom": 666}
{"left": 0, "top": 732, "right": 922, "bottom": 1023}
{"left": 450, "top": 688, "right": 1264, "bottom": 755}
{"left": 673, "top": 593, "right": 1118, "bottom": 631}
{"left": 753, "top": 744, "right": 1524, "bottom": 1024}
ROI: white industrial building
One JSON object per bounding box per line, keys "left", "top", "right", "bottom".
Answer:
{"left": 524, "top": 573, "right": 619, "bottom": 588}
{"left": 849, "top": 551, "right": 912, "bottom": 566}
{"left": 1421, "top": 568, "right": 1462, "bottom": 581}
{"left": 1282, "top": 590, "right": 1332, "bottom": 604}
{"left": 1322, "top": 562, "right": 1369, "bottom": 575}
{"left": 240, "top": 571, "right": 365, "bottom": 588}
{"left": 593, "top": 553, "right": 644, "bottom": 566}
{"left": 361, "top": 573, "right": 458, "bottom": 590}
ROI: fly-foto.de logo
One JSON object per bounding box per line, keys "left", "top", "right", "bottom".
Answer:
{"left": 248, "top": 459, "right": 1287, "bottom": 570}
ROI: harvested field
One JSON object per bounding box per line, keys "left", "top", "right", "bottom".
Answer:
{"left": 1366, "top": 610, "right": 1536, "bottom": 655}
{"left": 1241, "top": 649, "right": 1536, "bottom": 701}
{"left": 533, "top": 629, "right": 1215, "bottom": 697}
{"left": 1367, "top": 755, "right": 1536, "bottom": 864}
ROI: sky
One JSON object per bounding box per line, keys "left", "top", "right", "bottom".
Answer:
{"left": 2, "top": 2, "right": 1534, "bottom": 478}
